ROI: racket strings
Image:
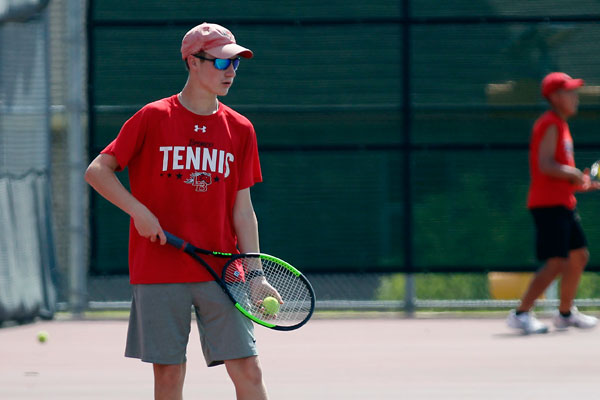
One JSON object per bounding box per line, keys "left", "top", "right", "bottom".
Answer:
{"left": 224, "top": 256, "right": 313, "bottom": 327}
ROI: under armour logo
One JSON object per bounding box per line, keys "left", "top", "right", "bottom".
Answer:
{"left": 194, "top": 125, "right": 206, "bottom": 133}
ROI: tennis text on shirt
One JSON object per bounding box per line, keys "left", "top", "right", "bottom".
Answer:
{"left": 159, "top": 146, "right": 233, "bottom": 174}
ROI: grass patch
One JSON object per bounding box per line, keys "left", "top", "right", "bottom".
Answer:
{"left": 376, "top": 272, "right": 600, "bottom": 300}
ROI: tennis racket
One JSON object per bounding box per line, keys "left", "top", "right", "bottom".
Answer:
{"left": 164, "top": 231, "right": 315, "bottom": 331}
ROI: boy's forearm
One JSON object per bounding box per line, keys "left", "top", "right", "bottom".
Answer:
{"left": 85, "top": 158, "right": 166, "bottom": 243}
{"left": 84, "top": 162, "right": 145, "bottom": 219}
{"left": 234, "top": 211, "right": 259, "bottom": 253}
{"left": 232, "top": 188, "right": 260, "bottom": 253}
{"left": 540, "top": 161, "right": 580, "bottom": 182}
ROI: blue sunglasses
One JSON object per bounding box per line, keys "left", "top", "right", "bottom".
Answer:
{"left": 193, "top": 54, "right": 240, "bottom": 71}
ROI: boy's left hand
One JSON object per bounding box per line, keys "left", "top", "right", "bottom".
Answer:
{"left": 576, "top": 168, "right": 600, "bottom": 192}
{"left": 249, "top": 277, "right": 283, "bottom": 308}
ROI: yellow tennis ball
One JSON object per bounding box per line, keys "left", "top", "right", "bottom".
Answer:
{"left": 37, "top": 330, "right": 49, "bottom": 343}
{"left": 262, "top": 296, "right": 280, "bottom": 315}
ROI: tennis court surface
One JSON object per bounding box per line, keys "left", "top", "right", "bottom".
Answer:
{"left": 1, "top": 315, "right": 599, "bottom": 399}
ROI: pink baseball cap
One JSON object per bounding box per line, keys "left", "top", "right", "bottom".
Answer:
{"left": 181, "top": 22, "right": 253, "bottom": 60}
{"left": 541, "top": 72, "right": 584, "bottom": 98}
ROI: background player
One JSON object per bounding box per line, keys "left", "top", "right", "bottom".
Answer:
{"left": 507, "top": 72, "right": 600, "bottom": 334}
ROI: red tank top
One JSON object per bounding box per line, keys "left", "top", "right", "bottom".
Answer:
{"left": 527, "top": 110, "right": 576, "bottom": 210}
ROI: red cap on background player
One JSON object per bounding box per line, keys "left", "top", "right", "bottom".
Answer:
{"left": 541, "top": 72, "right": 584, "bottom": 98}
{"left": 181, "top": 22, "right": 253, "bottom": 60}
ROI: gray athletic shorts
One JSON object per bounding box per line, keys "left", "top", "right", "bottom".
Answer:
{"left": 125, "top": 282, "right": 257, "bottom": 367}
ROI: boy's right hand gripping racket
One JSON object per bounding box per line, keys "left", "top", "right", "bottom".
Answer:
{"left": 164, "top": 231, "right": 315, "bottom": 331}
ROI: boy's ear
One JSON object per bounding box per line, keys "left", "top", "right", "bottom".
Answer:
{"left": 186, "top": 55, "right": 195, "bottom": 69}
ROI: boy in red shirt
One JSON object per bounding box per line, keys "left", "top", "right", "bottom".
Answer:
{"left": 86, "top": 23, "right": 272, "bottom": 399}
{"left": 507, "top": 72, "right": 600, "bottom": 334}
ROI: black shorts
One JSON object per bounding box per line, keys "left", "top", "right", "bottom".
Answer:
{"left": 530, "top": 206, "right": 587, "bottom": 261}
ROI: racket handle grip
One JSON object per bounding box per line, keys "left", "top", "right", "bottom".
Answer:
{"left": 164, "top": 231, "right": 186, "bottom": 250}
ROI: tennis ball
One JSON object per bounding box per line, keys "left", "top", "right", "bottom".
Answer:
{"left": 262, "top": 296, "right": 280, "bottom": 315}
{"left": 592, "top": 161, "right": 600, "bottom": 181}
{"left": 37, "top": 330, "right": 49, "bottom": 343}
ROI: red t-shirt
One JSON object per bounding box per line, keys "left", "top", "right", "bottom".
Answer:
{"left": 101, "top": 95, "right": 262, "bottom": 283}
{"left": 527, "top": 110, "right": 576, "bottom": 210}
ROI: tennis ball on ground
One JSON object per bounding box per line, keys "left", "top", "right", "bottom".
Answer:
{"left": 262, "top": 296, "right": 280, "bottom": 315}
{"left": 37, "top": 330, "right": 49, "bottom": 343}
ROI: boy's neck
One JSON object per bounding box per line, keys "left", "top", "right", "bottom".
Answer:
{"left": 551, "top": 107, "right": 569, "bottom": 121}
{"left": 178, "top": 85, "right": 219, "bottom": 115}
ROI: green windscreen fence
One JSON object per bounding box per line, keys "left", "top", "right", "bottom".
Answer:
{"left": 89, "top": 1, "right": 600, "bottom": 275}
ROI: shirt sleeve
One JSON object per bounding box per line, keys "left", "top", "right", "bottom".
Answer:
{"left": 100, "top": 107, "right": 148, "bottom": 171}
{"left": 237, "top": 124, "right": 263, "bottom": 190}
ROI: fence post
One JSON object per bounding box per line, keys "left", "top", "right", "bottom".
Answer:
{"left": 404, "top": 274, "right": 416, "bottom": 315}
{"left": 401, "top": 0, "right": 415, "bottom": 316}
{"left": 67, "top": 0, "right": 88, "bottom": 316}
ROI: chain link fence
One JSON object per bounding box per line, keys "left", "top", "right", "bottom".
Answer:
{"left": 0, "top": 2, "right": 57, "bottom": 323}
{"left": 45, "top": 1, "right": 600, "bottom": 313}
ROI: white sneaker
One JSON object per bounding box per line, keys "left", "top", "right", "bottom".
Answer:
{"left": 553, "top": 307, "right": 598, "bottom": 329}
{"left": 506, "top": 310, "right": 549, "bottom": 334}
